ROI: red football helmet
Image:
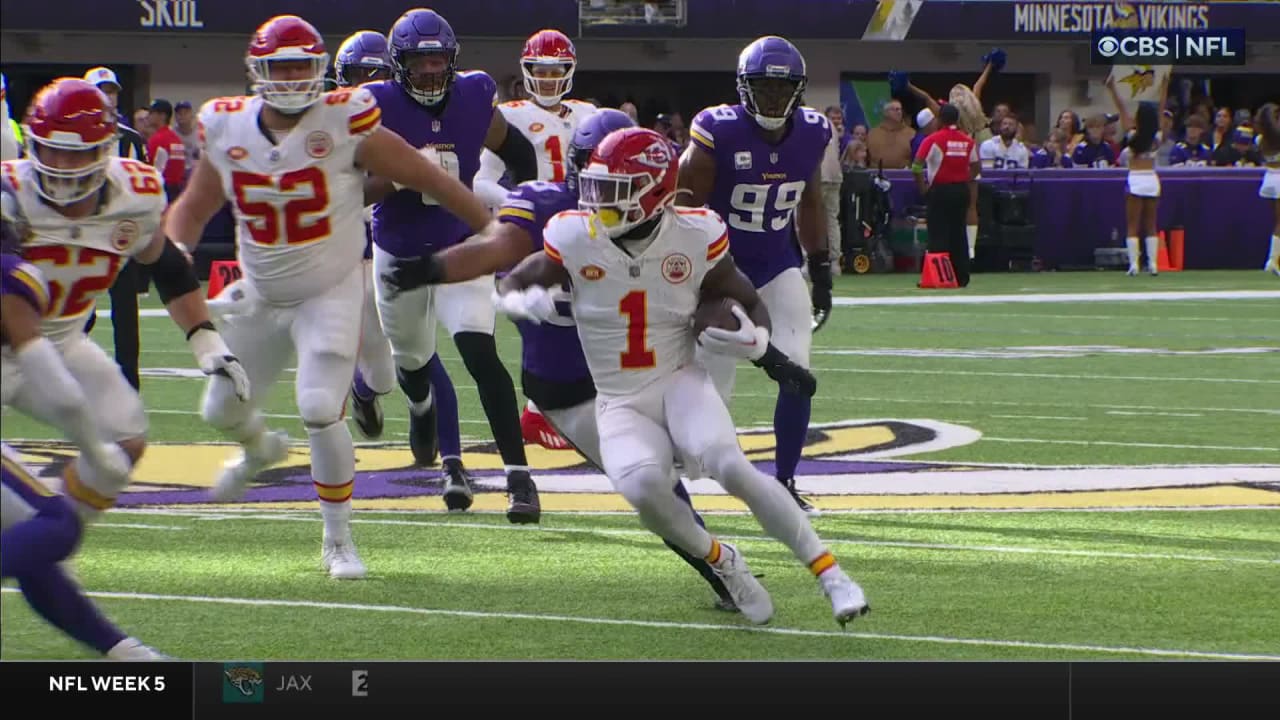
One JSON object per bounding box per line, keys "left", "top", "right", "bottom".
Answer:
{"left": 246, "top": 15, "right": 329, "bottom": 113}
{"left": 577, "top": 127, "right": 677, "bottom": 238}
{"left": 23, "top": 78, "right": 117, "bottom": 205}
{"left": 521, "top": 29, "right": 576, "bottom": 107}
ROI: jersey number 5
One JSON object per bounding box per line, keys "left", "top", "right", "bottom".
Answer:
{"left": 728, "top": 180, "right": 806, "bottom": 233}
{"left": 618, "top": 290, "right": 656, "bottom": 369}
{"left": 231, "top": 168, "right": 331, "bottom": 246}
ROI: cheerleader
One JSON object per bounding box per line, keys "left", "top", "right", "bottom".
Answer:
{"left": 1107, "top": 73, "right": 1167, "bottom": 276}
{"left": 1256, "top": 103, "right": 1280, "bottom": 276}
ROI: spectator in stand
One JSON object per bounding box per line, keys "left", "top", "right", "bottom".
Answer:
{"left": 867, "top": 99, "right": 915, "bottom": 169}
{"left": 1216, "top": 126, "right": 1263, "bottom": 167}
{"left": 1102, "top": 113, "right": 1122, "bottom": 157}
{"left": 1154, "top": 109, "right": 1179, "bottom": 166}
{"left": 1057, "top": 109, "right": 1083, "bottom": 148}
{"left": 1029, "top": 129, "right": 1073, "bottom": 168}
{"left": 1168, "top": 115, "right": 1213, "bottom": 166}
{"left": 619, "top": 101, "right": 639, "bottom": 123}
{"left": 820, "top": 107, "right": 845, "bottom": 274}
{"left": 1072, "top": 115, "right": 1117, "bottom": 167}
{"left": 1210, "top": 106, "right": 1233, "bottom": 151}
{"left": 846, "top": 140, "right": 868, "bottom": 169}
{"left": 911, "top": 107, "right": 938, "bottom": 162}
{"left": 979, "top": 113, "right": 1030, "bottom": 169}
{"left": 145, "top": 99, "right": 185, "bottom": 201}
{"left": 825, "top": 105, "right": 853, "bottom": 164}
{"left": 132, "top": 108, "right": 153, "bottom": 142}
{"left": 171, "top": 101, "right": 200, "bottom": 182}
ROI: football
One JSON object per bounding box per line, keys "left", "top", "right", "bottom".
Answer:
{"left": 693, "top": 296, "right": 744, "bottom": 336}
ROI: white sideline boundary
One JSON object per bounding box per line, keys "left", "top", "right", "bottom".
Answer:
{"left": 3, "top": 587, "right": 1274, "bottom": 661}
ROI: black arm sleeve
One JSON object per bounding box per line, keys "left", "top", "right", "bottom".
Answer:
{"left": 495, "top": 126, "right": 538, "bottom": 184}
{"left": 148, "top": 238, "right": 201, "bottom": 303}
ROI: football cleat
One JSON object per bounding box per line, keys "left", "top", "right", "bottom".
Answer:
{"left": 107, "top": 638, "right": 171, "bottom": 661}
{"left": 505, "top": 469, "right": 541, "bottom": 524}
{"left": 709, "top": 542, "right": 773, "bottom": 624}
{"left": 349, "top": 376, "right": 384, "bottom": 440}
{"left": 1265, "top": 257, "right": 1280, "bottom": 277}
{"left": 408, "top": 402, "right": 438, "bottom": 466}
{"left": 521, "top": 406, "right": 573, "bottom": 450}
{"left": 322, "top": 537, "right": 366, "bottom": 580}
{"left": 820, "top": 570, "right": 871, "bottom": 628}
{"left": 210, "top": 431, "right": 289, "bottom": 503}
{"left": 782, "top": 477, "right": 820, "bottom": 516}
{"left": 441, "top": 457, "right": 474, "bottom": 511}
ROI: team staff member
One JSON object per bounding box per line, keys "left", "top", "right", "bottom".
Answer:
{"left": 912, "top": 104, "right": 979, "bottom": 287}
{"left": 145, "top": 99, "right": 186, "bottom": 200}
{"left": 84, "top": 67, "right": 149, "bottom": 390}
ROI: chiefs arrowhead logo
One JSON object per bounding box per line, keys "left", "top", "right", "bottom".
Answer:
{"left": 661, "top": 253, "right": 691, "bottom": 284}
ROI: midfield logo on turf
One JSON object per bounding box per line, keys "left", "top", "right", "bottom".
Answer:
{"left": 222, "top": 663, "right": 264, "bottom": 703}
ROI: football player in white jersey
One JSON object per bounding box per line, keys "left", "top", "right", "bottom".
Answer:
{"left": 1, "top": 78, "right": 249, "bottom": 523}
{"left": 492, "top": 128, "right": 870, "bottom": 627}
{"left": 163, "top": 15, "right": 501, "bottom": 579}
{"left": 474, "top": 28, "right": 598, "bottom": 451}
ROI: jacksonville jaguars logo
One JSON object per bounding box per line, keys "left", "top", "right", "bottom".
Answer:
{"left": 223, "top": 665, "right": 263, "bottom": 698}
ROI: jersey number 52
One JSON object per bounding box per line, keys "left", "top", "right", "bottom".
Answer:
{"left": 727, "top": 180, "right": 806, "bottom": 233}
{"left": 231, "top": 168, "right": 331, "bottom": 246}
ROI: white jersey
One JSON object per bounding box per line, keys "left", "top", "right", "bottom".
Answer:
{"left": 477, "top": 99, "right": 597, "bottom": 185}
{"left": 199, "top": 89, "right": 381, "bottom": 304}
{"left": 542, "top": 207, "right": 730, "bottom": 396}
{"left": 978, "top": 137, "right": 1031, "bottom": 170}
{"left": 1, "top": 157, "right": 163, "bottom": 344}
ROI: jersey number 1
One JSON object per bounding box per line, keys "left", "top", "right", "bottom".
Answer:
{"left": 619, "top": 290, "right": 656, "bottom": 369}
{"left": 545, "top": 136, "right": 565, "bottom": 182}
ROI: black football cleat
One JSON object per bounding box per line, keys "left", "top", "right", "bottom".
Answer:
{"left": 408, "top": 402, "right": 439, "bottom": 466}
{"left": 349, "top": 381, "right": 384, "bottom": 440}
{"left": 441, "top": 457, "right": 474, "bottom": 512}
{"left": 782, "top": 477, "right": 820, "bottom": 515}
{"left": 505, "top": 470, "right": 540, "bottom": 524}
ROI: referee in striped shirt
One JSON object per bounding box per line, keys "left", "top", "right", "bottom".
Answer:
{"left": 84, "top": 67, "right": 147, "bottom": 390}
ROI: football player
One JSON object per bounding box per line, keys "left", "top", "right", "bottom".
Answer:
{"left": 2, "top": 78, "right": 248, "bottom": 523}
{"left": 164, "top": 15, "right": 500, "bottom": 579}
{"left": 365, "top": 8, "right": 541, "bottom": 523}
{"left": 491, "top": 127, "right": 869, "bottom": 626}
{"left": 474, "top": 28, "right": 599, "bottom": 452}
{"left": 676, "top": 36, "right": 830, "bottom": 514}
{"left": 334, "top": 29, "right": 463, "bottom": 457}
{"left": 1256, "top": 103, "right": 1280, "bottom": 276}
{"left": 383, "top": 109, "right": 739, "bottom": 611}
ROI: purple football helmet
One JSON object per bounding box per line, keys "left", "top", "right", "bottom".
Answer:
{"left": 736, "top": 35, "right": 807, "bottom": 131}
{"left": 389, "top": 8, "right": 459, "bottom": 106}
{"left": 335, "top": 30, "right": 391, "bottom": 87}
{"left": 566, "top": 108, "right": 637, "bottom": 194}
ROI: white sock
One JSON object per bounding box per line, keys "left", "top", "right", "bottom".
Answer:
{"left": 1126, "top": 236, "right": 1140, "bottom": 269}
{"left": 1144, "top": 236, "right": 1160, "bottom": 270}
{"left": 308, "top": 421, "right": 356, "bottom": 541}
{"left": 1269, "top": 234, "right": 1280, "bottom": 265}
{"left": 966, "top": 225, "right": 978, "bottom": 259}
{"left": 504, "top": 464, "right": 530, "bottom": 475}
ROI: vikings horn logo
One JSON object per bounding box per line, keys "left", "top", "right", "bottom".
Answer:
{"left": 1112, "top": 2, "right": 1140, "bottom": 29}
{"left": 224, "top": 667, "right": 263, "bottom": 697}
{"left": 1118, "top": 66, "right": 1156, "bottom": 99}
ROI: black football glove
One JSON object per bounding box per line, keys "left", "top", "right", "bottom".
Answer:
{"left": 753, "top": 344, "right": 817, "bottom": 398}
{"left": 380, "top": 253, "right": 445, "bottom": 300}
{"left": 808, "top": 253, "right": 833, "bottom": 332}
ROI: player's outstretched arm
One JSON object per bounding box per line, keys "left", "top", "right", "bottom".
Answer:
{"left": 497, "top": 248, "right": 569, "bottom": 294}
{"left": 134, "top": 227, "right": 250, "bottom": 401}
{"left": 356, "top": 127, "right": 494, "bottom": 234}
{"left": 1, "top": 293, "right": 128, "bottom": 479}
{"left": 491, "top": 249, "right": 571, "bottom": 325}
{"left": 676, "top": 143, "right": 715, "bottom": 208}
{"left": 163, "top": 156, "right": 227, "bottom": 252}
{"left": 699, "top": 256, "right": 816, "bottom": 397}
{"left": 381, "top": 219, "right": 536, "bottom": 297}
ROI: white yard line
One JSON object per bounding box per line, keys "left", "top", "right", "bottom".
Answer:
{"left": 3, "top": 587, "right": 1271, "bottom": 661}
{"left": 983, "top": 437, "right": 1278, "bottom": 452}
{"left": 813, "top": 367, "right": 1279, "bottom": 384}
{"left": 92, "top": 522, "right": 187, "bottom": 531}
{"left": 829, "top": 290, "right": 1280, "bottom": 306}
{"left": 734, "top": 394, "right": 1279, "bottom": 416}
{"left": 1105, "top": 411, "right": 1205, "bottom": 418}
{"left": 990, "top": 414, "right": 1087, "bottom": 421}
{"left": 105, "top": 510, "right": 1280, "bottom": 566}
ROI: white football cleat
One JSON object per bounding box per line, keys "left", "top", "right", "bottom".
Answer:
{"left": 322, "top": 537, "right": 366, "bottom": 580}
{"left": 210, "top": 431, "right": 289, "bottom": 503}
{"left": 710, "top": 542, "right": 773, "bottom": 624}
{"left": 1265, "top": 257, "right": 1280, "bottom": 277}
{"left": 820, "top": 570, "right": 870, "bottom": 628}
{"left": 107, "top": 637, "right": 171, "bottom": 661}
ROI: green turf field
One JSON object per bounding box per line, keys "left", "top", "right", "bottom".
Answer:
{"left": 2, "top": 269, "right": 1278, "bottom": 660}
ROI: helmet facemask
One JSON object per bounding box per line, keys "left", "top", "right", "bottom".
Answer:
{"left": 578, "top": 165, "right": 667, "bottom": 239}
{"left": 522, "top": 60, "right": 574, "bottom": 108}
{"left": 249, "top": 54, "right": 329, "bottom": 113}
{"left": 394, "top": 49, "right": 456, "bottom": 106}
{"left": 738, "top": 75, "right": 805, "bottom": 131}
{"left": 27, "top": 133, "right": 114, "bottom": 206}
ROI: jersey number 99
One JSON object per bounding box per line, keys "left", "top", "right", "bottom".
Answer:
{"left": 727, "top": 180, "right": 806, "bottom": 233}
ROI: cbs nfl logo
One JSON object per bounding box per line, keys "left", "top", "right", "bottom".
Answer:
{"left": 1092, "top": 29, "right": 1246, "bottom": 67}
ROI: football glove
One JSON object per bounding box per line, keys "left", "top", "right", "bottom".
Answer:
{"left": 753, "top": 344, "right": 817, "bottom": 398}
{"left": 492, "top": 286, "right": 559, "bottom": 324}
{"left": 808, "top": 253, "right": 833, "bottom": 332}
{"left": 188, "top": 324, "right": 251, "bottom": 401}
{"left": 698, "top": 305, "right": 769, "bottom": 361}
{"left": 381, "top": 254, "right": 446, "bottom": 300}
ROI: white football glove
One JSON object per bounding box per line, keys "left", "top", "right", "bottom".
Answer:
{"left": 698, "top": 305, "right": 769, "bottom": 361}
{"left": 491, "top": 286, "right": 559, "bottom": 324}
{"left": 189, "top": 326, "right": 251, "bottom": 401}
{"left": 205, "top": 279, "right": 254, "bottom": 323}
{"left": 83, "top": 442, "right": 132, "bottom": 490}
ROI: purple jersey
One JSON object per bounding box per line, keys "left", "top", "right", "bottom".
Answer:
{"left": 497, "top": 180, "right": 589, "bottom": 385}
{"left": 1029, "top": 148, "right": 1073, "bottom": 169}
{"left": 1071, "top": 140, "right": 1117, "bottom": 168}
{"left": 1168, "top": 141, "right": 1213, "bottom": 166}
{"left": 367, "top": 71, "right": 497, "bottom": 257}
{"left": 690, "top": 103, "right": 830, "bottom": 288}
{"left": 1, "top": 253, "right": 49, "bottom": 319}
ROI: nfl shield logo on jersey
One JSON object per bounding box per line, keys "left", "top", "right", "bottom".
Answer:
{"left": 661, "top": 253, "right": 691, "bottom": 284}
{"left": 432, "top": 120, "right": 442, "bottom": 132}
{"left": 769, "top": 152, "right": 779, "bottom": 164}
